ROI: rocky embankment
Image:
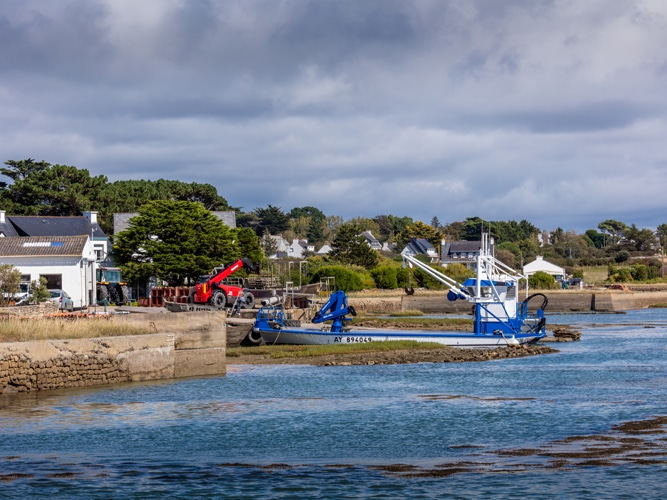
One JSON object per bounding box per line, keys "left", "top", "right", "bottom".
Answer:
{"left": 230, "top": 344, "right": 558, "bottom": 366}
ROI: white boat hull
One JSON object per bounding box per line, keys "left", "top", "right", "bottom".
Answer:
{"left": 256, "top": 326, "right": 542, "bottom": 348}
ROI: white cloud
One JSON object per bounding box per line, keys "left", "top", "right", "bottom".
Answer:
{"left": 2, "top": 0, "right": 667, "bottom": 232}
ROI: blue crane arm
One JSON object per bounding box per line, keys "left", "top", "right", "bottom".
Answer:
{"left": 312, "top": 290, "right": 356, "bottom": 332}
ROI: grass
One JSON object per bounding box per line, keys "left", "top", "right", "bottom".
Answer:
{"left": 0, "top": 317, "right": 154, "bottom": 343}
{"left": 582, "top": 266, "right": 609, "bottom": 285}
{"left": 227, "top": 340, "right": 448, "bottom": 359}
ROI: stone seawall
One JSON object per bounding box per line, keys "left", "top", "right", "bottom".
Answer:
{"left": 349, "top": 290, "right": 667, "bottom": 314}
{"left": 0, "top": 310, "right": 227, "bottom": 394}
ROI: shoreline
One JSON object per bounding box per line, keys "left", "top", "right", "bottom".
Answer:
{"left": 227, "top": 343, "right": 559, "bottom": 366}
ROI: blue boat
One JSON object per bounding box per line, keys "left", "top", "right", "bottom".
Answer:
{"left": 254, "top": 234, "right": 547, "bottom": 348}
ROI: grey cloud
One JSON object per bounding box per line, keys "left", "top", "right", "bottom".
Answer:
{"left": 2, "top": 0, "right": 667, "bottom": 232}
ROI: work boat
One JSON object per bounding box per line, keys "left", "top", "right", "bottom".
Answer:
{"left": 254, "top": 234, "right": 547, "bottom": 348}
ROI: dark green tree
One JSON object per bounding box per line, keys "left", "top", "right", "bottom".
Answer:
{"left": 233, "top": 227, "right": 264, "bottom": 266}
{"left": 306, "top": 218, "right": 326, "bottom": 246}
{"left": 260, "top": 228, "right": 279, "bottom": 257}
{"left": 328, "top": 222, "right": 379, "bottom": 269}
{"left": 289, "top": 206, "right": 326, "bottom": 223}
{"left": 253, "top": 205, "right": 290, "bottom": 236}
{"left": 622, "top": 224, "right": 657, "bottom": 252}
{"left": 585, "top": 229, "right": 606, "bottom": 249}
{"left": 112, "top": 201, "right": 238, "bottom": 286}
{"left": 657, "top": 224, "right": 667, "bottom": 252}
{"left": 99, "top": 179, "right": 232, "bottom": 234}
{"left": 460, "top": 217, "right": 487, "bottom": 241}
{"left": 598, "top": 219, "right": 628, "bottom": 246}
{"left": 0, "top": 159, "right": 107, "bottom": 217}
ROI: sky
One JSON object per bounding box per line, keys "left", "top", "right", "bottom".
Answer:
{"left": 2, "top": 0, "right": 667, "bottom": 234}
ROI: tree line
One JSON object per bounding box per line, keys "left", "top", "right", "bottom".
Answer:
{"left": 2, "top": 158, "right": 665, "bottom": 290}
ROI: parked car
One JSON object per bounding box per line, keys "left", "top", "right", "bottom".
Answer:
{"left": 48, "top": 289, "right": 74, "bottom": 311}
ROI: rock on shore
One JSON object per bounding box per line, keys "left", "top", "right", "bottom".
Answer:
{"left": 229, "top": 344, "right": 558, "bottom": 366}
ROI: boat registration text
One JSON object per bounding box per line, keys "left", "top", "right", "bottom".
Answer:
{"left": 334, "top": 336, "right": 373, "bottom": 343}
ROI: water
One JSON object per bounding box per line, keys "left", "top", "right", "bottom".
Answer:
{"left": 2, "top": 310, "right": 667, "bottom": 498}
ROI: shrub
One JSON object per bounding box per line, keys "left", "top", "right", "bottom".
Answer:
{"left": 443, "top": 263, "right": 474, "bottom": 284}
{"left": 528, "top": 271, "right": 559, "bottom": 290}
{"left": 310, "top": 266, "right": 365, "bottom": 292}
{"left": 370, "top": 266, "right": 399, "bottom": 289}
{"left": 615, "top": 251, "right": 630, "bottom": 263}
{"left": 631, "top": 264, "right": 649, "bottom": 281}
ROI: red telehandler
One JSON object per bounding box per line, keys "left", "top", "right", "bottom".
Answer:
{"left": 190, "top": 258, "right": 259, "bottom": 310}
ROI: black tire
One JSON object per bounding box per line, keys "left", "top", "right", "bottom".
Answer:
{"left": 247, "top": 330, "right": 263, "bottom": 344}
{"left": 119, "top": 285, "right": 130, "bottom": 306}
{"left": 210, "top": 289, "right": 226, "bottom": 308}
{"left": 242, "top": 291, "right": 255, "bottom": 309}
{"left": 109, "top": 286, "right": 120, "bottom": 305}
{"left": 97, "top": 286, "right": 109, "bottom": 302}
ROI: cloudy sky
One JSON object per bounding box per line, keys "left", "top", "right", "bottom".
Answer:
{"left": 2, "top": 0, "right": 666, "bottom": 233}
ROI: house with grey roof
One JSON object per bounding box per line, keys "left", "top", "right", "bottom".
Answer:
{"left": 0, "top": 234, "right": 96, "bottom": 309}
{"left": 441, "top": 240, "right": 482, "bottom": 266}
{"left": 402, "top": 238, "right": 440, "bottom": 263}
{"left": 361, "top": 231, "right": 382, "bottom": 251}
{"left": 0, "top": 210, "right": 107, "bottom": 307}
{"left": 286, "top": 239, "right": 315, "bottom": 259}
{"left": 2, "top": 210, "right": 109, "bottom": 264}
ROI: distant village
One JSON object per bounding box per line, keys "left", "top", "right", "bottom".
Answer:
{"left": 0, "top": 208, "right": 570, "bottom": 311}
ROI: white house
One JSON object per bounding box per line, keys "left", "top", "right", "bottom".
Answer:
{"left": 0, "top": 235, "right": 96, "bottom": 309}
{"left": 287, "top": 239, "right": 315, "bottom": 259}
{"left": 316, "top": 244, "right": 332, "bottom": 255}
{"left": 361, "top": 231, "right": 382, "bottom": 250}
{"left": 523, "top": 256, "right": 565, "bottom": 280}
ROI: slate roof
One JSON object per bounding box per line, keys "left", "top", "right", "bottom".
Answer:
{"left": 443, "top": 240, "right": 482, "bottom": 255}
{"left": 4, "top": 216, "right": 104, "bottom": 238}
{"left": 406, "top": 238, "right": 437, "bottom": 255}
{"left": 0, "top": 219, "right": 20, "bottom": 237}
{"left": 361, "top": 231, "right": 382, "bottom": 250}
{"left": 0, "top": 235, "right": 89, "bottom": 257}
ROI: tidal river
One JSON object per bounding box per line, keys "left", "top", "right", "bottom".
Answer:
{"left": 2, "top": 309, "right": 667, "bottom": 499}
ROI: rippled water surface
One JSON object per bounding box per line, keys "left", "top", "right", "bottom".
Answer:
{"left": 2, "top": 309, "right": 667, "bottom": 498}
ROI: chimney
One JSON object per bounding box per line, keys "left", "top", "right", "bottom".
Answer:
{"left": 0, "top": 210, "right": 5, "bottom": 224}
{"left": 83, "top": 211, "right": 98, "bottom": 224}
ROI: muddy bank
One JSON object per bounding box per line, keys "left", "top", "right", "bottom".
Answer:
{"left": 229, "top": 344, "right": 558, "bottom": 366}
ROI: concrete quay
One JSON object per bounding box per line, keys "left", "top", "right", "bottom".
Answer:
{"left": 0, "top": 310, "right": 227, "bottom": 394}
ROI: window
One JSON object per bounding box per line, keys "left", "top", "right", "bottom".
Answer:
{"left": 40, "top": 274, "right": 62, "bottom": 289}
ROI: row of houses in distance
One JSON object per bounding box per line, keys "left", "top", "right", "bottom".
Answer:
{"left": 0, "top": 208, "right": 568, "bottom": 310}
{"left": 267, "top": 229, "right": 567, "bottom": 283}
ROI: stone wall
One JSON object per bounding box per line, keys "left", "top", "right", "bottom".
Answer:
{"left": 349, "top": 290, "right": 667, "bottom": 314}
{"left": 0, "top": 310, "right": 227, "bottom": 394}
{"left": 0, "top": 301, "right": 59, "bottom": 318}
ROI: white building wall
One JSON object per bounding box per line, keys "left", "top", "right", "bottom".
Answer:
{"left": 2, "top": 243, "right": 96, "bottom": 309}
